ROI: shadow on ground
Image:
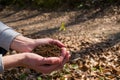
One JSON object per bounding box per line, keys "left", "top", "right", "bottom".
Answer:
{"left": 1, "top": 3, "right": 120, "bottom": 60}
{"left": 70, "top": 32, "right": 120, "bottom": 60}
{"left": 1, "top": 3, "right": 118, "bottom": 30}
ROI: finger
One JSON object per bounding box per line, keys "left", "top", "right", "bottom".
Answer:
{"left": 42, "top": 57, "right": 61, "bottom": 65}
{"left": 55, "top": 51, "right": 71, "bottom": 71}
{"left": 60, "top": 47, "right": 67, "bottom": 58}
{"left": 54, "top": 53, "right": 71, "bottom": 71}
{"left": 54, "top": 64, "right": 64, "bottom": 71}
{"left": 50, "top": 39, "right": 65, "bottom": 47}
{"left": 38, "top": 64, "right": 59, "bottom": 74}
{"left": 35, "top": 38, "right": 52, "bottom": 45}
{"left": 58, "top": 48, "right": 67, "bottom": 64}
{"left": 62, "top": 51, "right": 71, "bottom": 65}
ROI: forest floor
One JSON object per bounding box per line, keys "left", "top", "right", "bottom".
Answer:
{"left": 0, "top": 5, "right": 120, "bottom": 80}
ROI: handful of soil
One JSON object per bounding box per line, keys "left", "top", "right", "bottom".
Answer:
{"left": 33, "top": 44, "right": 61, "bottom": 57}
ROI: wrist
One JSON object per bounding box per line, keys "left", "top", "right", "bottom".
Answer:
{"left": 2, "top": 53, "right": 26, "bottom": 69}
{"left": 10, "top": 35, "right": 35, "bottom": 52}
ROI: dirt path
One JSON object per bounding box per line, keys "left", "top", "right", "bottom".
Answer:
{"left": 0, "top": 6, "right": 120, "bottom": 80}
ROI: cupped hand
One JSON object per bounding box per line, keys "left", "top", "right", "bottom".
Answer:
{"left": 10, "top": 35, "right": 71, "bottom": 73}
{"left": 22, "top": 49, "right": 70, "bottom": 74}
{"left": 22, "top": 53, "right": 63, "bottom": 74}
{"left": 34, "top": 38, "right": 65, "bottom": 48}
{"left": 3, "top": 52, "right": 65, "bottom": 74}
{"left": 10, "top": 35, "right": 70, "bottom": 62}
{"left": 33, "top": 40, "right": 71, "bottom": 71}
{"left": 10, "top": 35, "right": 65, "bottom": 52}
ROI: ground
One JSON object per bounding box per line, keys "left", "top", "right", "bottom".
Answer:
{"left": 0, "top": 5, "right": 120, "bottom": 80}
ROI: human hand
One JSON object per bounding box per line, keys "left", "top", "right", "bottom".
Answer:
{"left": 10, "top": 35, "right": 65, "bottom": 52}
{"left": 10, "top": 35, "right": 69, "bottom": 61}
{"left": 10, "top": 35, "right": 71, "bottom": 72}
{"left": 10, "top": 35, "right": 35, "bottom": 52}
{"left": 22, "top": 53, "right": 63, "bottom": 74}
{"left": 3, "top": 52, "right": 67, "bottom": 74}
{"left": 28, "top": 38, "right": 71, "bottom": 70}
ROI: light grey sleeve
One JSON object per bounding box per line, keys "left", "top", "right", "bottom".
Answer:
{"left": 0, "top": 54, "right": 4, "bottom": 73}
{"left": 0, "top": 22, "right": 21, "bottom": 73}
{"left": 0, "top": 22, "right": 20, "bottom": 51}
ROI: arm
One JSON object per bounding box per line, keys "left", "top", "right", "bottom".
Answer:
{"left": 0, "top": 22, "right": 20, "bottom": 51}
{"left": 2, "top": 53, "right": 24, "bottom": 69}
{"left": 0, "top": 22, "right": 70, "bottom": 74}
{"left": 2, "top": 53, "right": 65, "bottom": 74}
{"left": 0, "top": 22, "right": 20, "bottom": 73}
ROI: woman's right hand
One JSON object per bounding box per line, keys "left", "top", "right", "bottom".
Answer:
{"left": 21, "top": 53, "right": 63, "bottom": 74}
{"left": 2, "top": 52, "right": 68, "bottom": 74}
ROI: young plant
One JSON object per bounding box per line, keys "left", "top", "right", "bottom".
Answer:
{"left": 59, "top": 22, "right": 66, "bottom": 31}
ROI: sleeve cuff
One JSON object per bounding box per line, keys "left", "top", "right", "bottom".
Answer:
{"left": 0, "top": 28, "right": 20, "bottom": 51}
{"left": 0, "top": 54, "right": 4, "bottom": 73}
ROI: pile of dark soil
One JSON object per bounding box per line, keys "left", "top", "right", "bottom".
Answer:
{"left": 33, "top": 44, "right": 61, "bottom": 57}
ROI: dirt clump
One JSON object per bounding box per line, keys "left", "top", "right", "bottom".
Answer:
{"left": 33, "top": 44, "right": 61, "bottom": 57}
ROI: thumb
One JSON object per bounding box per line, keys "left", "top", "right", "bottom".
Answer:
{"left": 50, "top": 39, "right": 65, "bottom": 47}
{"left": 42, "top": 57, "right": 61, "bottom": 65}
{"left": 60, "top": 47, "right": 67, "bottom": 59}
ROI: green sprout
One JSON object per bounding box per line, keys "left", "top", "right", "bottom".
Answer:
{"left": 59, "top": 22, "right": 66, "bottom": 31}
{"left": 77, "top": 4, "right": 83, "bottom": 8}
{"left": 99, "top": 66, "right": 103, "bottom": 73}
{"left": 91, "top": 67, "right": 97, "bottom": 71}
{"left": 99, "top": 77, "right": 105, "bottom": 80}
{"left": 37, "top": 76, "right": 42, "bottom": 80}
{"left": 19, "top": 73, "right": 27, "bottom": 80}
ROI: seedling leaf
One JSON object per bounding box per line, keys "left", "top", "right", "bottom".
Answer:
{"left": 59, "top": 22, "right": 66, "bottom": 31}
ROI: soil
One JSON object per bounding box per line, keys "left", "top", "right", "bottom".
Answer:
{"left": 0, "top": 5, "right": 120, "bottom": 80}
{"left": 33, "top": 44, "right": 61, "bottom": 57}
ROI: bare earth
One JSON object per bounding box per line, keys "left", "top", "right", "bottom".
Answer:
{"left": 0, "top": 6, "right": 120, "bottom": 80}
